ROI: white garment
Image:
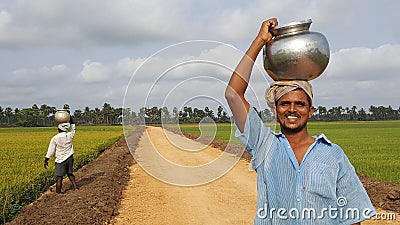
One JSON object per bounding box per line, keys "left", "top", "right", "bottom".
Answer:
{"left": 46, "top": 124, "right": 75, "bottom": 163}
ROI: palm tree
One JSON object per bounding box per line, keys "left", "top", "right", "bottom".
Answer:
{"left": 73, "top": 109, "right": 83, "bottom": 124}
{"left": 102, "top": 103, "right": 113, "bottom": 124}
{"left": 0, "top": 106, "right": 4, "bottom": 124}
{"left": 350, "top": 106, "right": 357, "bottom": 120}
{"left": 204, "top": 106, "right": 215, "bottom": 121}
{"left": 161, "top": 106, "right": 171, "bottom": 123}
{"left": 358, "top": 108, "right": 367, "bottom": 120}
{"left": 39, "top": 104, "right": 56, "bottom": 125}
{"left": 83, "top": 106, "right": 91, "bottom": 124}
{"left": 4, "top": 107, "right": 13, "bottom": 125}
{"left": 316, "top": 106, "right": 326, "bottom": 121}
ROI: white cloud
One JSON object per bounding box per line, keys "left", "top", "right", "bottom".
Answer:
{"left": 0, "top": 0, "right": 398, "bottom": 49}
{"left": 5, "top": 64, "right": 69, "bottom": 87}
{"left": 51, "top": 64, "right": 68, "bottom": 73}
{"left": 116, "top": 57, "right": 146, "bottom": 78}
{"left": 0, "top": 10, "right": 11, "bottom": 28}
{"left": 77, "top": 60, "right": 110, "bottom": 83}
{"left": 312, "top": 44, "right": 400, "bottom": 108}
{"left": 322, "top": 44, "right": 400, "bottom": 81}
{"left": 0, "top": 0, "right": 193, "bottom": 47}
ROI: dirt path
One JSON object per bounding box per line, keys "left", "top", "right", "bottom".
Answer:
{"left": 113, "top": 126, "right": 258, "bottom": 225}
{"left": 113, "top": 126, "right": 399, "bottom": 225}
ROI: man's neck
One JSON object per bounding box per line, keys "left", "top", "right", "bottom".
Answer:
{"left": 282, "top": 128, "right": 313, "bottom": 146}
{"left": 282, "top": 128, "right": 315, "bottom": 165}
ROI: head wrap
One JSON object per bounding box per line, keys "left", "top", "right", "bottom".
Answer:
{"left": 58, "top": 123, "right": 70, "bottom": 132}
{"left": 265, "top": 80, "right": 313, "bottom": 108}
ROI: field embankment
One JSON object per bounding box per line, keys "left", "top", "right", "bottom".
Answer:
{"left": 0, "top": 126, "right": 123, "bottom": 224}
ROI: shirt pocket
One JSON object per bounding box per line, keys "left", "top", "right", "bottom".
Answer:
{"left": 304, "top": 162, "right": 338, "bottom": 200}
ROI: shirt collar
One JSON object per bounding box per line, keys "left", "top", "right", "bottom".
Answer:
{"left": 313, "top": 133, "right": 332, "bottom": 144}
{"left": 275, "top": 132, "right": 332, "bottom": 144}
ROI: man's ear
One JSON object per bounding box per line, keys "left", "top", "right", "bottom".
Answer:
{"left": 309, "top": 106, "right": 315, "bottom": 118}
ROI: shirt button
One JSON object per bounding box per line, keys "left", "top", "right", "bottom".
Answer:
{"left": 296, "top": 197, "right": 301, "bottom": 202}
{"left": 297, "top": 170, "right": 301, "bottom": 173}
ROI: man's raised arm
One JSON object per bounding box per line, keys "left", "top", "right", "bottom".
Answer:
{"left": 225, "top": 18, "right": 278, "bottom": 132}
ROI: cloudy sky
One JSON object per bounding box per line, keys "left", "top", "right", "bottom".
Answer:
{"left": 1, "top": 0, "right": 399, "bottom": 114}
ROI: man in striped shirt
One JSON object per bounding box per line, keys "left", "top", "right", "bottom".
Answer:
{"left": 225, "top": 18, "right": 375, "bottom": 224}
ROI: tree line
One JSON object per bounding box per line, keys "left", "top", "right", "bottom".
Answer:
{"left": 0, "top": 103, "right": 399, "bottom": 127}
{"left": 0, "top": 103, "right": 122, "bottom": 127}
{"left": 123, "top": 105, "right": 231, "bottom": 125}
{"left": 311, "top": 105, "right": 400, "bottom": 121}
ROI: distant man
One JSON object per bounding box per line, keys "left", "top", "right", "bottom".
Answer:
{"left": 44, "top": 116, "right": 78, "bottom": 193}
{"left": 225, "top": 18, "right": 375, "bottom": 224}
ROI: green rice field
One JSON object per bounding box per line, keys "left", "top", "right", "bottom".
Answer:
{"left": 0, "top": 126, "right": 123, "bottom": 223}
{"left": 1, "top": 121, "right": 399, "bottom": 222}
{"left": 178, "top": 121, "right": 400, "bottom": 184}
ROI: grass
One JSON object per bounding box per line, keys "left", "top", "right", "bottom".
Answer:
{"left": 177, "top": 121, "right": 400, "bottom": 184}
{"left": 307, "top": 121, "right": 400, "bottom": 185}
{"left": 0, "top": 125, "right": 124, "bottom": 223}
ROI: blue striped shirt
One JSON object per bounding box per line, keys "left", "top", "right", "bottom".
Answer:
{"left": 236, "top": 107, "right": 376, "bottom": 225}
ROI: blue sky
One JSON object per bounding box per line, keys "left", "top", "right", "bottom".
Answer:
{"left": 0, "top": 0, "right": 399, "bottom": 113}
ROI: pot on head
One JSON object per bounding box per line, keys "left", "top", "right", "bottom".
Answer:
{"left": 263, "top": 19, "right": 330, "bottom": 81}
{"left": 55, "top": 109, "right": 70, "bottom": 123}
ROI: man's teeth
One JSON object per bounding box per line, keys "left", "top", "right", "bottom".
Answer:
{"left": 288, "top": 116, "right": 298, "bottom": 119}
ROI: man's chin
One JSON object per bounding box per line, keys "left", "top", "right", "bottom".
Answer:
{"left": 280, "top": 122, "right": 306, "bottom": 134}
{"left": 283, "top": 126, "right": 302, "bottom": 134}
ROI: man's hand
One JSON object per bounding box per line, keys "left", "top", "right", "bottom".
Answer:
{"left": 44, "top": 158, "right": 49, "bottom": 169}
{"left": 256, "top": 18, "right": 278, "bottom": 44}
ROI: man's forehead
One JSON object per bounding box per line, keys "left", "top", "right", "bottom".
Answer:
{"left": 278, "top": 89, "right": 309, "bottom": 101}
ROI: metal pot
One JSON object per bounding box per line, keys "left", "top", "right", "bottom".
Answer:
{"left": 263, "top": 19, "right": 330, "bottom": 81}
{"left": 55, "top": 109, "right": 70, "bottom": 123}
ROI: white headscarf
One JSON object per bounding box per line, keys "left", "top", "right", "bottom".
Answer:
{"left": 58, "top": 123, "right": 70, "bottom": 132}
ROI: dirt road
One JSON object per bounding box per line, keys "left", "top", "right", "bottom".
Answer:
{"left": 113, "top": 126, "right": 258, "bottom": 225}
{"left": 112, "top": 126, "right": 398, "bottom": 225}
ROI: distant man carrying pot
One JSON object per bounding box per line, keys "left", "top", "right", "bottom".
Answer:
{"left": 225, "top": 18, "right": 375, "bottom": 224}
{"left": 44, "top": 115, "right": 78, "bottom": 194}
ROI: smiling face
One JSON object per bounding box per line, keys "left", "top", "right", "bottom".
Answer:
{"left": 274, "top": 89, "right": 314, "bottom": 134}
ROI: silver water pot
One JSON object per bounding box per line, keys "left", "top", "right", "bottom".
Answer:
{"left": 55, "top": 109, "right": 70, "bottom": 123}
{"left": 263, "top": 19, "right": 330, "bottom": 81}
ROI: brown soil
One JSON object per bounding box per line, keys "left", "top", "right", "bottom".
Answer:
{"left": 7, "top": 126, "right": 400, "bottom": 225}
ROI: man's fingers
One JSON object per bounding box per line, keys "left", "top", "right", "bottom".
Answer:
{"left": 262, "top": 18, "right": 278, "bottom": 33}
{"left": 269, "top": 18, "right": 278, "bottom": 29}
